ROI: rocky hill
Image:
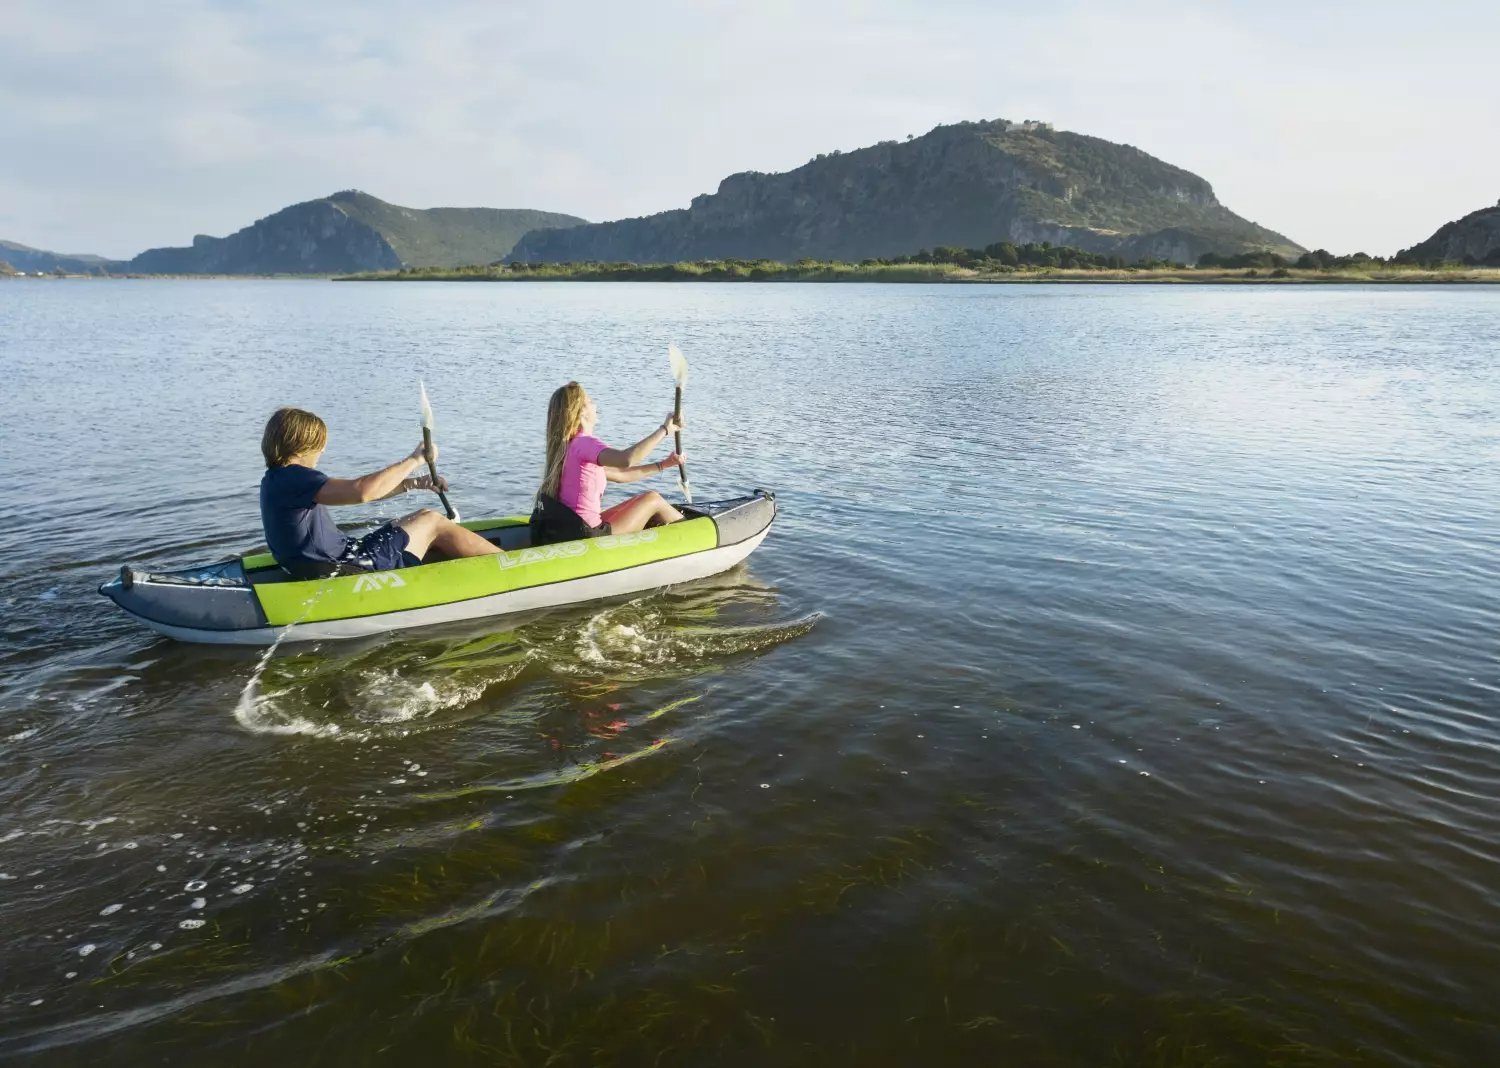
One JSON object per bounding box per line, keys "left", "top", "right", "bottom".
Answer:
{"left": 1396, "top": 201, "right": 1500, "bottom": 265}
{"left": 0, "top": 239, "right": 117, "bottom": 274}
{"left": 510, "top": 119, "right": 1301, "bottom": 265}
{"left": 128, "top": 192, "right": 586, "bottom": 274}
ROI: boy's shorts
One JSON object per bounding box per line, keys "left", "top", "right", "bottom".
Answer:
{"left": 341, "top": 522, "right": 422, "bottom": 571}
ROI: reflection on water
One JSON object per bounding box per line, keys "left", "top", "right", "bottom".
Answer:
{"left": 2, "top": 281, "right": 1499, "bottom": 1064}
{"left": 234, "top": 570, "right": 818, "bottom": 739}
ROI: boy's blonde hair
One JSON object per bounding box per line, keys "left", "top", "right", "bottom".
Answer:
{"left": 261, "top": 407, "right": 328, "bottom": 468}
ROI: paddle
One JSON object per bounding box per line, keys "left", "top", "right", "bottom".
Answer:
{"left": 668, "top": 343, "right": 693, "bottom": 503}
{"left": 418, "top": 379, "right": 458, "bottom": 520}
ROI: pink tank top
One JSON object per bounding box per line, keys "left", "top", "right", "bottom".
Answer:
{"left": 558, "top": 434, "right": 608, "bottom": 527}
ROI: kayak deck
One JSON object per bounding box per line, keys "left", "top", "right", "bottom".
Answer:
{"left": 99, "top": 491, "right": 776, "bottom": 645}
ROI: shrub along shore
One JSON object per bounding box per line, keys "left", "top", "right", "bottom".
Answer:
{"left": 338, "top": 241, "right": 1500, "bottom": 284}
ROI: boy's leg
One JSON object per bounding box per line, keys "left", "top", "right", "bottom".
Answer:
{"left": 395, "top": 509, "right": 504, "bottom": 560}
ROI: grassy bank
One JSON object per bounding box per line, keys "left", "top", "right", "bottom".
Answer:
{"left": 336, "top": 260, "right": 1500, "bottom": 284}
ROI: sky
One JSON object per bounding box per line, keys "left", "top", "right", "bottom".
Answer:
{"left": 3, "top": 1, "right": 1497, "bottom": 259}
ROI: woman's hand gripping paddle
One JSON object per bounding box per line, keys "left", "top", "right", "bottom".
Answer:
{"left": 668, "top": 343, "right": 692, "bottom": 504}
{"left": 419, "top": 379, "right": 459, "bottom": 521}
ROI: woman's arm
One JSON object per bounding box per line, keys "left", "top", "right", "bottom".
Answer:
{"left": 597, "top": 414, "right": 681, "bottom": 469}
{"left": 604, "top": 454, "right": 681, "bottom": 484}
{"left": 315, "top": 444, "right": 430, "bottom": 506}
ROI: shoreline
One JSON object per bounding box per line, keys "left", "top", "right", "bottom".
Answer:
{"left": 335, "top": 264, "right": 1500, "bottom": 285}
{"left": 8, "top": 267, "right": 1498, "bottom": 285}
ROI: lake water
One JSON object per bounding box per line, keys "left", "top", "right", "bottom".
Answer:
{"left": 1, "top": 279, "right": 1498, "bottom": 1064}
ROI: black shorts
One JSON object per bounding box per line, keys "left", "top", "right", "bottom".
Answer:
{"left": 530, "top": 492, "right": 611, "bottom": 546}
{"left": 341, "top": 522, "right": 421, "bottom": 571}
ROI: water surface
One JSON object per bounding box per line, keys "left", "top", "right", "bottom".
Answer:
{"left": 1, "top": 280, "right": 1498, "bottom": 1064}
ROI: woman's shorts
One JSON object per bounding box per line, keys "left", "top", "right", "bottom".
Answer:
{"left": 342, "top": 522, "right": 422, "bottom": 571}
{"left": 530, "top": 492, "right": 612, "bottom": 546}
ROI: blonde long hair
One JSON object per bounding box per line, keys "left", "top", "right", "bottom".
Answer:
{"left": 541, "top": 381, "right": 589, "bottom": 497}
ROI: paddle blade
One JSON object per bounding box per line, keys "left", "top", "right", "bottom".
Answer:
{"left": 668, "top": 343, "right": 688, "bottom": 386}
{"left": 679, "top": 476, "right": 693, "bottom": 505}
{"left": 419, "top": 379, "right": 435, "bottom": 430}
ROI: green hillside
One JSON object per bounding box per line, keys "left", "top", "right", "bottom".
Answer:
{"left": 0, "top": 239, "right": 118, "bottom": 274}
{"left": 128, "top": 193, "right": 587, "bottom": 274}
{"left": 510, "top": 119, "right": 1301, "bottom": 265}
{"left": 327, "top": 191, "right": 586, "bottom": 268}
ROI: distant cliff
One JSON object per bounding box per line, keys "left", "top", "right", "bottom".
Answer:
{"left": 0, "top": 240, "right": 117, "bottom": 274}
{"left": 1397, "top": 202, "right": 1500, "bottom": 265}
{"left": 128, "top": 192, "right": 586, "bottom": 274}
{"left": 510, "top": 119, "right": 1302, "bottom": 265}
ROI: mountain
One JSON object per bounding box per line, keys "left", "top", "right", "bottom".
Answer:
{"left": 128, "top": 191, "right": 586, "bottom": 274}
{"left": 1396, "top": 201, "right": 1500, "bottom": 265}
{"left": 510, "top": 119, "right": 1301, "bottom": 265}
{"left": 0, "top": 239, "right": 118, "bottom": 274}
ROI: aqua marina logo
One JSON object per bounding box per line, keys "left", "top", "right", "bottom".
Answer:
{"left": 352, "top": 572, "right": 407, "bottom": 593}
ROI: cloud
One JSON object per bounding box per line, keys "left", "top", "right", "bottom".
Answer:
{"left": 1, "top": 0, "right": 1496, "bottom": 257}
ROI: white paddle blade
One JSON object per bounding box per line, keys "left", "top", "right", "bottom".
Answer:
{"left": 668, "top": 342, "right": 688, "bottom": 386}
{"left": 678, "top": 476, "right": 693, "bottom": 504}
{"left": 419, "top": 379, "right": 435, "bottom": 430}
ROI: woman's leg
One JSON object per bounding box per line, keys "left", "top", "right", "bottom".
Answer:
{"left": 600, "top": 492, "right": 683, "bottom": 534}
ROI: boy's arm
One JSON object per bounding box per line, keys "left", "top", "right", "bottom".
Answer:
{"left": 315, "top": 444, "right": 429, "bottom": 506}
{"left": 374, "top": 473, "right": 447, "bottom": 501}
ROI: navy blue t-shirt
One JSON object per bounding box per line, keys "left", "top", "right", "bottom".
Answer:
{"left": 259, "top": 465, "right": 351, "bottom": 575}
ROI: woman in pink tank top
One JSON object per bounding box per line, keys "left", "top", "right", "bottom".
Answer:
{"left": 539, "top": 381, "right": 685, "bottom": 536}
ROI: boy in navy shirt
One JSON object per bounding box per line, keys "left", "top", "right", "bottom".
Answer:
{"left": 260, "top": 407, "right": 502, "bottom": 578}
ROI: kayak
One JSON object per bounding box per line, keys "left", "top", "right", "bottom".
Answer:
{"left": 99, "top": 490, "right": 776, "bottom": 645}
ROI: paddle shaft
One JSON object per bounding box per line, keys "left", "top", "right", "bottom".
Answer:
{"left": 422, "top": 426, "right": 457, "bottom": 519}
{"left": 673, "top": 385, "right": 688, "bottom": 487}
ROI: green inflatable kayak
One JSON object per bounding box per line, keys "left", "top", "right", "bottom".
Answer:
{"left": 99, "top": 491, "right": 776, "bottom": 645}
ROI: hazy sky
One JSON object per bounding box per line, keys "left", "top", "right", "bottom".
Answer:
{"left": 4, "top": 1, "right": 1496, "bottom": 259}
